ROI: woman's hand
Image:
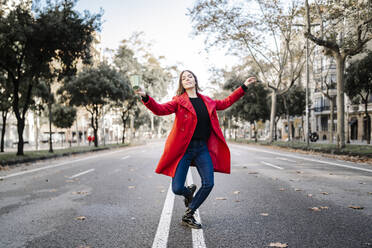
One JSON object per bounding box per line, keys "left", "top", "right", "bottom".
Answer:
{"left": 134, "top": 87, "right": 147, "bottom": 97}
{"left": 244, "top": 77, "right": 257, "bottom": 87}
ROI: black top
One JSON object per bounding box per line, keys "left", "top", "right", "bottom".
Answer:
{"left": 189, "top": 97, "right": 211, "bottom": 141}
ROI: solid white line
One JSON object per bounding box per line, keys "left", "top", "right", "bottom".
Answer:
{"left": 69, "top": 169, "right": 95, "bottom": 179}
{"left": 232, "top": 145, "right": 372, "bottom": 173}
{"left": 152, "top": 183, "right": 175, "bottom": 248}
{"left": 261, "top": 161, "right": 284, "bottom": 170}
{"left": 0, "top": 148, "right": 136, "bottom": 180}
{"left": 276, "top": 157, "right": 297, "bottom": 163}
{"left": 187, "top": 170, "right": 207, "bottom": 248}
{"left": 121, "top": 155, "right": 130, "bottom": 160}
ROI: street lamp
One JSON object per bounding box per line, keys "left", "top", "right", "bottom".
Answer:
{"left": 293, "top": 22, "right": 320, "bottom": 147}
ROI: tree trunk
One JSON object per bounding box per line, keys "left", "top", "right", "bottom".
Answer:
{"left": 364, "top": 101, "right": 371, "bottom": 144}
{"left": 48, "top": 101, "right": 53, "bottom": 153}
{"left": 269, "top": 91, "right": 277, "bottom": 142}
{"left": 1, "top": 110, "right": 8, "bottom": 152}
{"left": 329, "top": 98, "right": 334, "bottom": 144}
{"left": 122, "top": 120, "right": 126, "bottom": 144}
{"left": 16, "top": 119, "right": 25, "bottom": 155}
{"left": 335, "top": 54, "right": 346, "bottom": 148}
{"left": 94, "top": 111, "right": 99, "bottom": 147}
{"left": 287, "top": 114, "right": 291, "bottom": 141}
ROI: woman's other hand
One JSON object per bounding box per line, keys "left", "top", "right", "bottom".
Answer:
{"left": 134, "top": 87, "right": 147, "bottom": 97}
{"left": 244, "top": 77, "right": 257, "bottom": 87}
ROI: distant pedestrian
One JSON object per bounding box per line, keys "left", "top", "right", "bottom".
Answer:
{"left": 135, "top": 70, "right": 256, "bottom": 229}
{"left": 88, "top": 135, "right": 92, "bottom": 146}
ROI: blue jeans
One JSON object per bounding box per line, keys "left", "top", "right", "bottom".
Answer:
{"left": 172, "top": 139, "right": 214, "bottom": 211}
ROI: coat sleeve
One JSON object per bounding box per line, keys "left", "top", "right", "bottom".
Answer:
{"left": 215, "top": 86, "right": 245, "bottom": 110}
{"left": 141, "top": 95, "right": 178, "bottom": 116}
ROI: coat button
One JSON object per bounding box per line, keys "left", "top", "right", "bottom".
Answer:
{"left": 184, "top": 114, "right": 188, "bottom": 118}
{"left": 181, "top": 128, "right": 184, "bottom": 131}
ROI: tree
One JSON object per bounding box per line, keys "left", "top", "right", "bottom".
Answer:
{"left": 345, "top": 51, "right": 372, "bottom": 144}
{"left": 280, "top": 85, "right": 306, "bottom": 141}
{"left": 0, "top": 73, "right": 12, "bottom": 152}
{"left": 59, "top": 63, "right": 131, "bottom": 147}
{"left": 304, "top": 0, "right": 372, "bottom": 148}
{"left": 52, "top": 104, "right": 77, "bottom": 146}
{"left": 188, "top": 0, "right": 307, "bottom": 142}
{"left": 222, "top": 72, "right": 270, "bottom": 140}
{"left": 0, "top": 0, "right": 101, "bottom": 155}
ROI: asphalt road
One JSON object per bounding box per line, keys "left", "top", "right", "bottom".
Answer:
{"left": 0, "top": 141, "right": 371, "bottom": 248}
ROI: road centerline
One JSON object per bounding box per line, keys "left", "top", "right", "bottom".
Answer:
{"left": 69, "top": 169, "right": 95, "bottom": 179}
{"left": 261, "top": 161, "right": 284, "bottom": 170}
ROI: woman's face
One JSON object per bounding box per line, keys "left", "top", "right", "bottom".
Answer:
{"left": 181, "top": 71, "right": 196, "bottom": 90}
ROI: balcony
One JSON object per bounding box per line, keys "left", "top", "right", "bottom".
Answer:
{"left": 314, "top": 105, "right": 336, "bottom": 113}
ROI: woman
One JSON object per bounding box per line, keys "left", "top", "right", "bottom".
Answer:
{"left": 135, "top": 70, "right": 256, "bottom": 229}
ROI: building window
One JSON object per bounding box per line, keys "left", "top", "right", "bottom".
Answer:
{"left": 321, "top": 116, "right": 328, "bottom": 131}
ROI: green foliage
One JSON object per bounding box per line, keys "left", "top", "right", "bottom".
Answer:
{"left": 52, "top": 104, "right": 76, "bottom": 129}
{"left": 0, "top": 0, "right": 101, "bottom": 154}
{"left": 281, "top": 85, "right": 306, "bottom": 117}
{"left": 59, "top": 63, "right": 132, "bottom": 108}
{"left": 345, "top": 52, "right": 372, "bottom": 103}
{"left": 223, "top": 74, "right": 270, "bottom": 123}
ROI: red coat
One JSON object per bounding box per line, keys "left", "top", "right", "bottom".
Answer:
{"left": 142, "top": 87, "right": 245, "bottom": 177}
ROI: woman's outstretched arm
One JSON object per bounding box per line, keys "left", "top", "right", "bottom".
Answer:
{"left": 135, "top": 88, "right": 177, "bottom": 116}
{"left": 215, "top": 77, "right": 256, "bottom": 110}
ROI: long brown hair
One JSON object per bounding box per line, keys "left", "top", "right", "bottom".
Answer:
{"left": 176, "top": 70, "right": 202, "bottom": 96}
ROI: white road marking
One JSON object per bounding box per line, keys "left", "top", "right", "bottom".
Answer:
{"left": 275, "top": 157, "right": 296, "bottom": 163}
{"left": 187, "top": 170, "right": 207, "bottom": 248}
{"left": 0, "top": 148, "right": 138, "bottom": 180}
{"left": 231, "top": 150, "right": 241, "bottom": 156}
{"left": 69, "top": 169, "right": 95, "bottom": 179}
{"left": 261, "top": 161, "right": 284, "bottom": 170}
{"left": 121, "top": 155, "right": 131, "bottom": 160}
{"left": 152, "top": 183, "right": 175, "bottom": 248}
{"left": 232, "top": 145, "right": 372, "bottom": 174}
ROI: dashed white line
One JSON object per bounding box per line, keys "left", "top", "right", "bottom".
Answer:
{"left": 121, "top": 155, "right": 131, "bottom": 160}
{"left": 69, "top": 169, "right": 95, "bottom": 179}
{"left": 275, "top": 157, "right": 296, "bottom": 163}
{"left": 232, "top": 145, "right": 372, "bottom": 174}
{"left": 152, "top": 183, "right": 175, "bottom": 248}
{"left": 187, "top": 170, "right": 207, "bottom": 248}
{"left": 261, "top": 161, "right": 284, "bottom": 170}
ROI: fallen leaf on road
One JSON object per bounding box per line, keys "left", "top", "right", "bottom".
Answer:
{"left": 49, "top": 189, "right": 57, "bottom": 192}
{"left": 216, "top": 197, "right": 227, "bottom": 200}
{"left": 260, "top": 213, "right": 269, "bottom": 216}
{"left": 243, "top": 166, "right": 248, "bottom": 169}
{"left": 129, "top": 168, "right": 135, "bottom": 172}
{"left": 309, "top": 207, "right": 321, "bottom": 211}
{"left": 329, "top": 173, "right": 333, "bottom": 175}
{"left": 359, "top": 182, "right": 366, "bottom": 185}
{"left": 368, "top": 192, "right": 372, "bottom": 195}
{"left": 160, "top": 189, "right": 165, "bottom": 193}
{"left": 128, "top": 186, "right": 136, "bottom": 189}
{"left": 233, "top": 191, "right": 240, "bottom": 194}
{"left": 248, "top": 171, "right": 258, "bottom": 174}
{"left": 296, "top": 171, "right": 302, "bottom": 174}
{"left": 295, "top": 188, "right": 302, "bottom": 191}
{"left": 320, "top": 206, "right": 329, "bottom": 210}
{"left": 72, "top": 191, "right": 88, "bottom": 195}
{"left": 321, "top": 192, "right": 329, "bottom": 195}
{"left": 269, "top": 242, "right": 288, "bottom": 247}
{"left": 75, "top": 216, "right": 86, "bottom": 220}
{"left": 66, "top": 180, "right": 74, "bottom": 183}
{"left": 279, "top": 188, "right": 286, "bottom": 191}
{"left": 307, "top": 194, "right": 313, "bottom": 197}
{"left": 349, "top": 205, "right": 364, "bottom": 210}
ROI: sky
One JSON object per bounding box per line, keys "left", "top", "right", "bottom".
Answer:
{"left": 74, "top": 0, "right": 239, "bottom": 95}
